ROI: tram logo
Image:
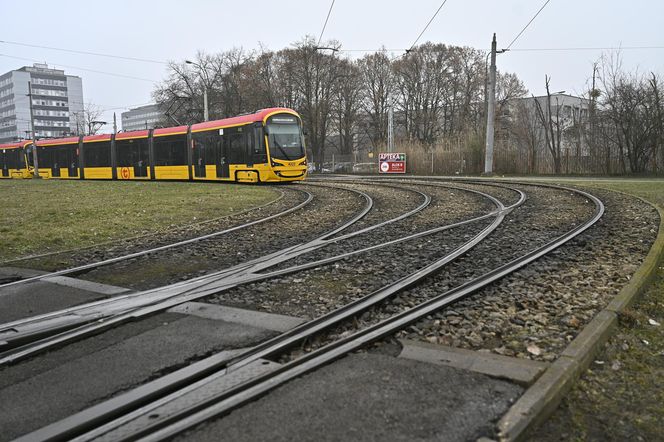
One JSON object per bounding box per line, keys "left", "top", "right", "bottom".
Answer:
{"left": 121, "top": 167, "right": 130, "bottom": 179}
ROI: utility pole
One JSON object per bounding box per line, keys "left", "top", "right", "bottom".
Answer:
{"left": 27, "top": 81, "right": 40, "bottom": 179}
{"left": 113, "top": 112, "right": 117, "bottom": 134}
{"left": 484, "top": 33, "right": 498, "bottom": 175}
{"left": 203, "top": 89, "right": 209, "bottom": 121}
{"left": 387, "top": 94, "right": 394, "bottom": 152}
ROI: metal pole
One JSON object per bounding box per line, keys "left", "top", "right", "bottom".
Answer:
{"left": 387, "top": 94, "right": 394, "bottom": 153}
{"left": 484, "top": 33, "right": 497, "bottom": 175}
{"left": 203, "top": 89, "right": 209, "bottom": 121}
{"left": 27, "top": 81, "right": 40, "bottom": 179}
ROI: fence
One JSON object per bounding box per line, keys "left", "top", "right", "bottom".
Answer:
{"left": 312, "top": 141, "right": 664, "bottom": 176}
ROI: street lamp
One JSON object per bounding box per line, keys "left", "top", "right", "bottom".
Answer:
{"left": 185, "top": 60, "right": 209, "bottom": 121}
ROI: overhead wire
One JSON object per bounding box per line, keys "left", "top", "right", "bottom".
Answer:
{"left": 317, "top": 0, "right": 336, "bottom": 46}
{"left": 505, "top": 0, "right": 552, "bottom": 50}
{"left": 0, "top": 53, "right": 157, "bottom": 83}
{"left": 408, "top": 0, "right": 449, "bottom": 52}
{"left": 336, "top": 45, "right": 664, "bottom": 54}
{"left": 0, "top": 39, "right": 167, "bottom": 65}
{"left": 509, "top": 46, "right": 664, "bottom": 52}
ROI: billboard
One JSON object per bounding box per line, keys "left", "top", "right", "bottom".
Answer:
{"left": 379, "top": 152, "right": 406, "bottom": 174}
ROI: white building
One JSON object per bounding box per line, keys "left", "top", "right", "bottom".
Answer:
{"left": 121, "top": 104, "right": 165, "bottom": 131}
{"left": 0, "top": 63, "right": 84, "bottom": 143}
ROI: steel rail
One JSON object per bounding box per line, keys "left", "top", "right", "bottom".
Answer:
{"left": 0, "top": 184, "right": 370, "bottom": 334}
{"left": 19, "top": 184, "right": 523, "bottom": 442}
{"left": 106, "top": 184, "right": 604, "bottom": 442}
{"left": 0, "top": 181, "right": 475, "bottom": 360}
{"left": 0, "top": 187, "right": 290, "bottom": 267}
{"left": 0, "top": 189, "right": 313, "bottom": 291}
{"left": 0, "top": 184, "right": 375, "bottom": 363}
{"left": 0, "top": 182, "right": 492, "bottom": 363}
{"left": 0, "top": 180, "right": 429, "bottom": 354}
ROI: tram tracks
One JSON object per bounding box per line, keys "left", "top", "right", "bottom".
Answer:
{"left": 12, "top": 181, "right": 606, "bottom": 442}
{"left": 0, "top": 179, "right": 614, "bottom": 442}
{"left": 0, "top": 181, "right": 436, "bottom": 362}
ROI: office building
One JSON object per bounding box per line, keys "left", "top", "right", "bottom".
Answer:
{"left": 0, "top": 63, "right": 84, "bottom": 143}
{"left": 121, "top": 104, "right": 165, "bottom": 131}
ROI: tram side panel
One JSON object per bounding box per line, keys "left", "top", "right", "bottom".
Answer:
{"left": 0, "top": 146, "right": 29, "bottom": 178}
{"left": 153, "top": 132, "right": 189, "bottom": 180}
{"left": 34, "top": 143, "right": 81, "bottom": 179}
{"left": 116, "top": 136, "right": 151, "bottom": 180}
{"left": 82, "top": 139, "right": 113, "bottom": 179}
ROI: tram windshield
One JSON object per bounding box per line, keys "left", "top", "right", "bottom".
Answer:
{"left": 266, "top": 115, "right": 304, "bottom": 161}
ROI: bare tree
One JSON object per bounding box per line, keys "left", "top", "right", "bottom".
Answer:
{"left": 153, "top": 52, "right": 224, "bottom": 125}
{"left": 286, "top": 37, "right": 343, "bottom": 168}
{"left": 72, "top": 103, "right": 104, "bottom": 135}
{"left": 533, "top": 76, "right": 564, "bottom": 174}
{"left": 331, "top": 59, "right": 362, "bottom": 155}
{"left": 510, "top": 99, "right": 542, "bottom": 173}
{"left": 358, "top": 50, "right": 394, "bottom": 150}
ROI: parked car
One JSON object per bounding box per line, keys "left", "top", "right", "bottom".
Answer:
{"left": 352, "top": 162, "right": 376, "bottom": 174}
{"left": 333, "top": 162, "right": 353, "bottom": 173}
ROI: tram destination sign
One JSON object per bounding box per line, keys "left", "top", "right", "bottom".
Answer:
{"left": 378, "top": 152, "right": 406, "bottom": 174}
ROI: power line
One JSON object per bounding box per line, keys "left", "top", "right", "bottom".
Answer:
{"left": 317, "top": 0, "right": 336, "bottom": 46}
{"left": 408, "top": 0, "right": 449, "bottom": 52}
{"left": 509, "top": 46, "right": 664, "bottom": 52}
{"left": 337, "top": 45, "right": 664, "bottom": 54}
{"left": 0, "top": 53, "right": 157, "bottom": 83}
{"left": 505, "top": 0, "right": 551, "bottom": 50}
{"left": 0, "top": 39, "right": 167, "bottom": 65}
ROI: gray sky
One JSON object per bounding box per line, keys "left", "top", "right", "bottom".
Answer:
{"left": 2, "top": 0, "right": 663, "bottom": 132}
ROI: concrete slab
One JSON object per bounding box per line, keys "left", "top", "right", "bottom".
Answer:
{"left": 497, "top": 357, "right": 580, "bottom": 442}
{"left": 169, "top": 301, "right": 306, "bottom": 332}
{"left": 183, "top": 352, "right": 524, "bottom": 442}
{"left": 0, "top": 267, "right": 131, "bottom": 324}
{"left": 0, "top": 312, "right": 276, "bottom": 441}
{"left": 399, "top": 339, "right": 549, "bottom": 386}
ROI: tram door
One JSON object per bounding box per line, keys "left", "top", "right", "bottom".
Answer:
{"left": 50, "top": 148, "right": 61, "bottom": 177}
{"left": 216, "top": 132, "right": 229, "bottom": 179}
{"left": 193, "top": 141, "right": 207, "bottom": 178}
{"left": 1, "top": 150, "right": 9, "bottom": 177}
{"left": 68, "top": 146, "right": 79, "bottom": 177}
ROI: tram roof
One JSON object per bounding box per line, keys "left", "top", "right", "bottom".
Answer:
{"left": 0, "top": 140, "right": 32, "bottom": 149}
{"left": 35, "top": 137, "right": 80, "bottom": 147}
{"left": 190, "top": 108, "right": 297, "bottom": 132}
{"left": 2, "top": 108, "right": 299, "bottom": 148}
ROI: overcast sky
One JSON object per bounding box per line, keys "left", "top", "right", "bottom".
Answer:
{"left": 2, "top": 0, "right": 663, "bottom": 132}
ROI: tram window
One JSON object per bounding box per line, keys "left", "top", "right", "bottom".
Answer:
{"left": 37, "top": 147, "right": 54, "bottom": 168}
{"left": 2, "top": 149, "right": 22, "bottom": 168}
{"left": 251, "top": 126, "right": 267, "bottom": 163}
{"left": 84, "top": 141, "right": 111, "bottom": 167}
{"left": 228, "top": 131, "right": 246, "bottom": 164}
{"left": 57, "top": 144, "right": 76, "bottom": 168}
{"left": 154, "top": 135, "right": 187, "bottom": 166}
{"left": 192, "top": 130, "right": 220, "bottom": 165}
{"left": 116, "top": 139, "right": 149, "bottom": 167}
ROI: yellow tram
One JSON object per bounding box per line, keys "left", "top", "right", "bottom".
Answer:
{"left": 13, "top": 108, "right": 307, "bottom": 183}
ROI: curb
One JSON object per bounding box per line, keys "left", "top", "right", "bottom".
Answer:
{"left": 496, "top": 198, "right": 664, "bottom": 441}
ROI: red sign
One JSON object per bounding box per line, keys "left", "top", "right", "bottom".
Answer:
{"left": 121, "top": 167, "right": 130, "bottom": 179}
{"left": 379, "top": 152, "right": 406, "bottom": 174}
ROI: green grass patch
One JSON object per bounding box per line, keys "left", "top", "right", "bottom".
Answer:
{"left": 530, "top": 177, "right": 664, "bottom": 441}
{"left": 0, "top": 180, "right": 277, "bottom": 261}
